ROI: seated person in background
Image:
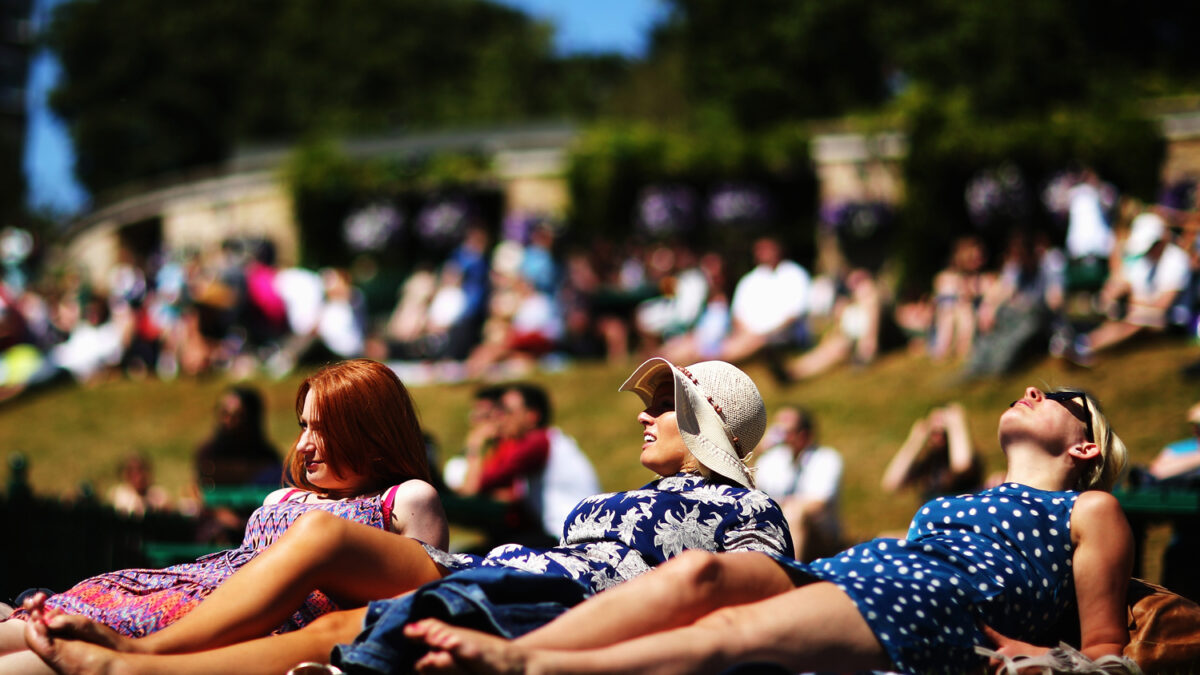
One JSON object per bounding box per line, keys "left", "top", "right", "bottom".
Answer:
{"left": 441, "top": 385, "right": 505, "bottom": 489}
{"left": 965, "top": 229, "right": 1065, "bottom": 378}
{"left": 195, "top": 386, "right": 281, "bottom": 488}
{"left": 465, "top": 275, "right": 562, "bottom": 381}
{"left": 719, "top": 236, "right": 811, "bottom": 364}
{"left": 1064, "top": 212, "right": 1190, "bottom": 364}
{"left": 1146, "top": 401, "right": 1200, "bottom": 601}
{"left": 109, "top": 453, "right": 172, "bottom": 518}
{"left": 192, "top": 386, "right": 283, "bottom": 542}
{"left": 529, "top": 425, "right": 600, "bottom": 541}
{"left": 634, "top": 244, "right": 709, "bottom": 355}
{"left": 783, "top": 268, "right": 883, "bottom": 382}
{"left": 453, "top": 383, "right": 553, "bottom": 540}
{"left": 659, "top": 252, "right": 732, "bottom": 365}
{"left": 753, "top": 406, "right": 842, "bottom": 562}
{"left": 1148, "top": 401, "right": 1200, "bottom": 482}
{"left": 1063, "top": 167, "right": 1117, "bottom": 293}
{"left": 881, "top": 402, "right": 983, "bottom": 501}
{"left": 930, "top": 235, "right": 993, "bottom": 362}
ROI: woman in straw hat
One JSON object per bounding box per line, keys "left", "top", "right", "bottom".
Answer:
{"left": 405, "top": 386, "right": 1137, "bottom": 674}
{"left": 23, "top": 359, "right": 791, "bottom": 675}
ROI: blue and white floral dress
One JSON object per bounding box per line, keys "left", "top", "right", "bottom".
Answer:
{"left": 776, "top": 483, "right": 1080, "bottom": 674}
{"left": 428, "top": 472, "right": 793, "bottom": 593}
{"left": 337, "top": 473, "right": 791, "bottom": 672}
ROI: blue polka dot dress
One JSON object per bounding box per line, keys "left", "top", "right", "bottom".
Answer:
{"left": 776, "top": 483, "right": 1079, "bottom": 674}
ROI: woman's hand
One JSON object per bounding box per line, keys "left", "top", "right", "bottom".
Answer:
{"left": 980, "top": 623, "right": 1048, "bottom": 661}
{"left": 980, "top": 623, "right": 1050, "bottom": 674}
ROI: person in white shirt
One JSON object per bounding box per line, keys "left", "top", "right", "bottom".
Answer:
{"left": 1068, "top": 211, "right": 1190, "bottom": 363}
{"left": 754, "top": 406, "right": 842, "bottom": 562}
{"left": 718, "top": 237, "right": 811, "bottom": 364}
{"left": 1065, "top": 173, "right": 1115, "bottom": 261}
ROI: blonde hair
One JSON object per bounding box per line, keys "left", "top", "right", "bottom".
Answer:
{"left": 1072, "top": 391, "right": 1127, "bottom": 492}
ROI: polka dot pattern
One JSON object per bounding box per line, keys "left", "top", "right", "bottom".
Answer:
{"left": 773, "top": 484, "right": 1079, "bottom": 673}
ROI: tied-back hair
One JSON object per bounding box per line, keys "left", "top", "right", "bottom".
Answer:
{"left": 1071, "top": 390, "right": 1127, "bottom": 492}
{"left": 286, "top": 359, "right": 430, "bottom": 496}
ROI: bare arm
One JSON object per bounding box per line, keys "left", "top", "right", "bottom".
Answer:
{"left": 1070, "top": 490, "right": 1133, "bottom": 660}
{"left": 388, "top": 479, "right": 449, "bottom": 551}
{"left": 880, "top": 418, "right": 929, "bottom": 493}
{"left": 1148, "top": 447, "right": 1200, "bottom": 480}
{"left": 941, "top": 403, "right": 976, "bottom": 477}
{"left": 457, "top": 422, "right": 497, "bottom": 496}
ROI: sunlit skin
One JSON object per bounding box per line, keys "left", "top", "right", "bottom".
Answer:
{"left": 397, "top": 385, "right": 1131, "bottom": 675}
{"left": 637, "top": 380, "right": 692, "bottom": 477}
{"left": 297, "top": 391, "right": 369, "bottom": 497}
{"left": 9, "top": 384, "right": 1129, "bottom": 675}
{"left": 999, "top": 387, "right": 1090, "bottom": 460}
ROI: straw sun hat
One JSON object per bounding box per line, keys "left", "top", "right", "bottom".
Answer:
{"left": 620, "top": 358, "right": 766, "bottom": 489}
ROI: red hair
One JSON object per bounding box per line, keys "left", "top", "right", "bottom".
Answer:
{"left": 286, "top": 359, "right": 430, "bottom": 496}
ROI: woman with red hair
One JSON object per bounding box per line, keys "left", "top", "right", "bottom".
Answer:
{"left": 0, "top": 359, "right": 447, "bottom": 673}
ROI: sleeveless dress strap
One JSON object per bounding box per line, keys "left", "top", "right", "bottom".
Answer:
{"left": 380, "top": 483, "right": 402, "bottom": 530}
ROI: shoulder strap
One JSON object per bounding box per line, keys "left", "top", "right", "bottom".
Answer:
{"left": 380, "top": 483, "right": 402, "bottom": 528}
{"left": 282, "top": 488, "right": 305, "bottom": 502}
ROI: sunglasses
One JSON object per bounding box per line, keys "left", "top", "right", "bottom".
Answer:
{"left": 1044, "top": 390, "right": 1094, "bottom": 443}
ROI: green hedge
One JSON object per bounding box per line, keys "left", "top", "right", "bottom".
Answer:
{"left": 282, "top": 138, "right": 495, "bottom": 270}
{"left": 564, "top": 121, "right": 817, "bottom": 264}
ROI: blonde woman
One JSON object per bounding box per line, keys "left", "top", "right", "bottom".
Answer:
{"left": 409, "top": 387, "right": 1133, "bottom": 674}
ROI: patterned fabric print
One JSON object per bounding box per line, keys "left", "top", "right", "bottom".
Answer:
{"left": 779, "top": 483, "right": 1078, "bottom": 674}
{"left": 34, "top": 493, "right": 390, "bottom": 637}
{"left": 430, "top": 473, "right": 792, "bottom": 594}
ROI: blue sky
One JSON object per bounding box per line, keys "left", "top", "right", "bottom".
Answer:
{"left": 21, "top": 0, "right": 667, "bottom": 217}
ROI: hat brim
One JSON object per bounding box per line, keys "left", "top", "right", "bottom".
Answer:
{"left": 620, "top": 358, "right": 754, "bottom": 488}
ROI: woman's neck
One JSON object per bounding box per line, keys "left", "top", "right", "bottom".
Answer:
{"left": 1000, "top": 442, "right": 1077, "bottom": 492}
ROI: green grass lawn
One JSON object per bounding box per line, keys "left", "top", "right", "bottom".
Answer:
{"left": 2, "top": 339, "right": 1195, "bottom": 574}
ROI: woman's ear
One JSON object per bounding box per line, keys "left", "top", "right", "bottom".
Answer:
{"left": 1068, "top": 441, "right": 1100, "bottom": 462}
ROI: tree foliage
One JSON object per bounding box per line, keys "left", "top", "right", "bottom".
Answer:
{"left": 653, "top": 0, "right": 1200, "bottom": 130}
{"left": 651, "top": 0, "right": 890, "bottom": 129}
{"left": 43, "top": 0, "right": 1200, "bottom": 270}
{"left": 45, "top": 0, "right": 631, "bottom": 196}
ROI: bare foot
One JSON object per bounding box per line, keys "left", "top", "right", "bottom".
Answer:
{"left": 22, "top": 592, "right": 138, "bottom": 653}
{"left": 43, "top": 615, "right": 135, "bottom": 653}
{"left": 24, "top": 602, "right": 124, "bottom": 674}
{"left": 405, "top": 619, "right": 527, "bottom": 674}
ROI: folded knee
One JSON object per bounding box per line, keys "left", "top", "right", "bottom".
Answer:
{"left": 661, "top": 550, "right": 727, "bottom": 600}
{"left": 305, "top": 609, "right": 364, "bottom": 646}
{"left": 283, "top": 510, "right": 349, "bottom": 549}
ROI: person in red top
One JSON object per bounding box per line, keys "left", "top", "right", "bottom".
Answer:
{"left": 455, "top": 383, "right": 552, "bottom": 537}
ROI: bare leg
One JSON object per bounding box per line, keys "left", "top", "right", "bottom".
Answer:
{"left": 716, "top": 331, "right": 767, "bottom": 364}
{"left": 410, "top": 551, "right": 793, "bottom": 653}
{"left": 952, "top": 304, "right": 975, "bottom": 360}
{"left": 0, "top": 648, "right": 55, "bottom": 674}
{"left": 417, "top": 582, "right": 889, "bottom": 675}
{"left": 786, "top": 332, "right": 850, "bottom": 381}
{"left": 26, "top": 602, "right": 367, "bottom": 675}
{"left": 657, "top": 334, "right": 701, "bottom": 365}
{"left": 0, "top": 619, "right": 28, "bottom": 655}
{"left": 120, "top": 511, "right": 441, "bottom": 655}
{"left": 1085, "top": 321, "right": 1143, "bottom": 353}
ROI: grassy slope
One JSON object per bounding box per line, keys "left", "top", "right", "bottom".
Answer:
{"left": 2, "top": 340, "right": 1194, "bottom": 561}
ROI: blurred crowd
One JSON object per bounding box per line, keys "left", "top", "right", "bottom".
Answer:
{"left": 1, "top": 167, "right": 1199, "bottom": 402}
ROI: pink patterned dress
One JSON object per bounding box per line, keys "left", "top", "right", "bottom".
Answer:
{"left": 15, "top": 487, "right": 400, "bottom": 637}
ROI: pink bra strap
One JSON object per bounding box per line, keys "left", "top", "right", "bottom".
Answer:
{"left": 380, "top": 484, "right": 402, "bottom": 527}
{"left": 282, "top": 488, "right": 305, "bottom": 502}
